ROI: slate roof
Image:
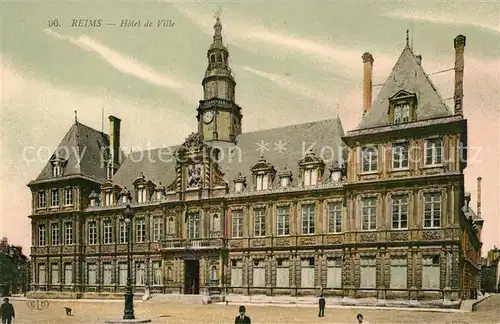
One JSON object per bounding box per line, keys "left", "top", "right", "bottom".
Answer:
{"left": 33, "top": 122, "right": 110, "bottom": 183}
{"left": 357, "top": 46, "right": 453, "bottom": 129}
{"left": 112, "top": 118, "right": 346, "bottom": 196}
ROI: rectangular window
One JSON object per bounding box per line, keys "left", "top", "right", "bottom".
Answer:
{"left": 64, "top": 222, "right": 73, "bottom": 245}
{"left": 88, "top": 221, "right": 97, "bottom": 245}
{"left": 230, "top": 259, "right": 243, "bottom": 287}
{"left": 136, "top": 218, "right": 146, "bottom": 243}
{"left": 253, "top": 208, "right": 266, "bottom": 237}
{"left": 105, "top": 192, "right": 114, "bottom": 207}
{"left": 276, "top": 206, "right": 290, "bottom": 236}
{"left": 153, "top": 217, "right": 164, "bottom": 242}
{"left": 38, "top": 224, "right": 46, "bottom": 246}
{"left": 422, "top": 256, "right": 440, "bottom": 289}
{"left": 361, "top": 147, "right": 378, "bottom": 173}
{"left": 64, "top": 263, "right": 72, "bottom": 285}
{"left": 51, "top": 189, "right": 59, "bottom": 207}
{"left": 424, "top": 193, "right": 441, "bottom": 228}
{"left": 87, "top": 263, "right": 97, "bottom": 285}
{"left": 361, "top": 198, "right": 377, "bottom": 231}
{"left": 64, "top": 187, "right": 73, "bottom": 206}
{"left": 394, "top": 103, "right": 410, "bottom": 124}
{"left": 38, "top": 264, "right": 46, "bottom": 285}
{"left": 231, "top": 210, "right": 244, "bottom": 238}
{"left": 119, "top": 221, "right": 127, "bottom": 244}
{"left": 167, "top": 217, "right": 175, "bottom": 235}
{"left": 103, "top": 262, "right": 113, "bottom": 285}
{"left": 103, "top": 220, "right": 113, "bottom": 244}
{"left": 390, "top": 257, "right": 407, "bottom": 289}
{"left": 118, "top": 262, "right": 127, "bottom": 286}
{"left": 153, "top": 261, "right": 163, "bottom": 286}
{"left": 276, "top": 259, "right": 289, "bottom": 288}
{"left": 392, "top": 195, "right": 408, "bottom": 229}
{"left": 392, "top": 143, "right": 409, "bottom": 169}
{"left": 38, "top": 191, "right": 46, "bottom": 208}
{"left": 327, "top": 202, "right": 342, "bottom": 233}
{"left": 425, "top": 138, "right": 443, "bottom": 165}
{"left": 303, "top": 169, "right": 318, "bottom": 186}
{"left": 300, "top": 258, "right": 315, "bottom": 288}
{"left": 135, "top": 262, "right": 145, "bottom": 286}
{"left": 256, "top": 174, "right": 268, "bottom": 191}
{"left": 137, "top": 188, "right": 148, "bottom": 204}
{"left": 51, "top": 223, "right": 59, "bottom": 245}
{"left": 326, "top": 257, "right": 342, "bottom": 288}
{"left": 252, "top": 259, "right": 265, "bottom": 287}
{"left": 187, "top": 213, "right": 200, "bottom": 240}
{"left": 51, "top": 264, "right": 59, "bottom": 285}
{"left": 360, "top": 257, "right": 376, "bottom": 289}
{"left": 301, "top": 204, "right": 315, "bottom": 234}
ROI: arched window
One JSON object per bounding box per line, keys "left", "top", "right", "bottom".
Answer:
{"left": 217, "top": 54, "right": 222, "bottom": 62}
{"left": 210, "top": 54, "right": 215, "bottom": 63}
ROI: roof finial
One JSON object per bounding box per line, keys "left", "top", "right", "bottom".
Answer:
{"left": 336, "top": 103, "right": 340, "bottom": 118}
{"left": 406, "top": 29, "right": 410, "bottom": 48}
{"left": 213, "top": 6, "right": 223, "bottom": 40}
{"left": 74, "top": 110, "right": 78, "bottom": 124}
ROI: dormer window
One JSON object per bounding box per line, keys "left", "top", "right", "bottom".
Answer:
{"left": 251, "top": 157, "right": 276, "bottom": 192}
{"left": 89, "top": 191, "right": 100, "bottom": 207}
{"left": 105, "top": 192, "right": 114, "bottom": 206}
{"left": 233, "top": 173, "right": 247, "bottom": 193}
{"left": 119, "top": 187, "right": 132, "bottom": 205}
{"left": 298, "top": 150, "right": 325, "bottom": 187}
{"left": 133, "top": 173, "right": 153, "bottom": 204}
{"left": 49, "top": 155, "right": 67, "bottom": 177}
{"left": 278, "top": 167, "right": 293, "bottom": 188}
{"left": 388, "top": 90, "right": 417, "bottom": 124}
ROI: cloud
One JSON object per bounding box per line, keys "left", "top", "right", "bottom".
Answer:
{"left": 43, "top": 29, "right": 196, "bottom": 99}
{"left": 383, "top": 9, "right": 500, "bottom": 34}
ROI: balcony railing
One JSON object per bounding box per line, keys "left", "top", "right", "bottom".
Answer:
{"left": 160, "top": 238, "right": 224, "bottom": 250}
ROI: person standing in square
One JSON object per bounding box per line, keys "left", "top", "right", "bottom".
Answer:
{"left": 318, "top": 294, "right": 326, "bottom": 317}
{"left": 0, "top": 298, "right": 15, "bottom": 324}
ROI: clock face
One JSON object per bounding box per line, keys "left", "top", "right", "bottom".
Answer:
{"left": 203, "top": 111, "right": 214, "bottom": 124}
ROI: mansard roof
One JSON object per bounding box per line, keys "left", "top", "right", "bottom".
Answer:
{"left": 30, "top": 122, "right": 110, "bottom": 185}
{"left": 111, "top": 117, "right": 345, "bottom": 196}
{"left": 357, "top": 46, "right": 453, "bottom": 129}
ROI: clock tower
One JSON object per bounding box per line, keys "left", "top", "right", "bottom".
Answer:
{"left": 197, "top": 16, "right": 242, "bottom": 143}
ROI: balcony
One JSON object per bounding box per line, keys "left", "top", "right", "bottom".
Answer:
{"left": 159, "top": 238, "right": 224, "bottom": 251}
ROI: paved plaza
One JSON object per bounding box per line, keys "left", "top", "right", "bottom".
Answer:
{"left": 6, "top": 295, "right": 500, "bottom": 324}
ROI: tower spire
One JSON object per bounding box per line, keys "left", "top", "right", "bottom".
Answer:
{"left": 213, "top": 6, "right": 223, "bottom": 44}
{"left": 406, "top": 29, "right": 410, "bottom": 48}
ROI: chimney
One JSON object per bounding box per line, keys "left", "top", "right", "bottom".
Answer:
{"left": 416, "top": 55, "right": 422, "bottom": 65}
{"left": 109, "top": 115, "right": 121, "bottom": 168}
{"left": 362, "top": 52, "right": 374, "bottom": 115}
{"left": 477, "top": 176, "right": 482, "bottom": 218}
{"left": 454, "top": 35, "right": 466, "bottom": 115}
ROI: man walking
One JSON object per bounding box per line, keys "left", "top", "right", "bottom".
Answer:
{"left": 0, "top": 298, "right": 15, "bottom": 324}
{"left": 234, "top": 305, "right": 251, "bottom": 324}
{"left": 318, "top": 294, "right": 326, "bottom": 317}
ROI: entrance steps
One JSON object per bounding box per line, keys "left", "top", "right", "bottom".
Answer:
{"left": 148, "top": 293, "right": 204, "bottom": 304}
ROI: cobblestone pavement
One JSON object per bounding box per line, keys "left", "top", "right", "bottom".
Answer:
{"left": 7, "top": 295, "right": 500, "bottom": 324}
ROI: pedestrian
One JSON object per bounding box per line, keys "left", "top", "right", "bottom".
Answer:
{"left": 0, "top": 298, "right": 15, "bottom": 324}
{"left": 234, "top": 305, "right": 251, "bottom": 324}
{"left": 318, "top": 294, "right": 326, "bottom": 317}
{"left": 356, "top": 313, "right": 370, "bottom": 323}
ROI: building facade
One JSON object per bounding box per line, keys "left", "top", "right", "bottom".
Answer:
{"left": 481, "top": 248, "right": 500, "bottom": 293}
{"left": 0, "top": 237, "right": 30, "bottom": 296}
{"left": 28, "top": 20, "right": 483, "bottom": 301}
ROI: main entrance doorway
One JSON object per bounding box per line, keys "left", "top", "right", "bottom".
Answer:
{"left": 184, "top": 260, "right": 200, "bottom": 295}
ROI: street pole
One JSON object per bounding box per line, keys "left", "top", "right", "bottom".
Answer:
{"left": 123, "top": 205, "right": 135, "bottom": 320}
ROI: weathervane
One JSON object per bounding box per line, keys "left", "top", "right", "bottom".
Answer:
{"left": 214, "top": 5, "right": 222, "bottom": 21}
{"left": 74, "top": 110, "right": 78, "bottom": 123}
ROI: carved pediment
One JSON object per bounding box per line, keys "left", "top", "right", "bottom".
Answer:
{"left": 251, "top": 156, "right": 276, "bottom": 173}
{"left": 177, "top": 132, "right": 213, "bottom": 158}
{"left": 298, "top": 150, "right": 325, "bottom": 167}
{"left": 100, "top": 180, "right": 121, "bottom": 191}
{"left": 389, "top": 89, "right": 415, "bottom": 101}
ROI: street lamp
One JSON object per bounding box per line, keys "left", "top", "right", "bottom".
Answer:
{"left": 120, "top": 204, "right": 135, "bottom": 320}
